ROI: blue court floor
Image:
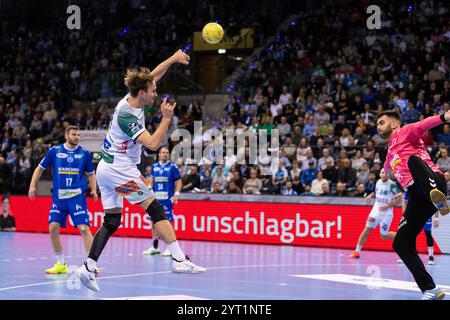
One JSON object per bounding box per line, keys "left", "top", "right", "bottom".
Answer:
{"left": 1, "top": 232, "right": 450, "bottom": 300}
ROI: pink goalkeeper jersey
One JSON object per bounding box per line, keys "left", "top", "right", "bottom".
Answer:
{"left": 384, "top": 115, "right": 445, "bottom": 190}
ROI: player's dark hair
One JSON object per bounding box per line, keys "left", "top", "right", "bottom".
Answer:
{"left": 65, "top": 125, "right": 80, "bottom": 134}
{"left": 158, "top": 145, "right": 170, "bottom": 154}
{"left": 377, "top": 110, "right": 400, "bottom": 122}
{"left": 124, "top": 67, "right": 155, "bottom": 97}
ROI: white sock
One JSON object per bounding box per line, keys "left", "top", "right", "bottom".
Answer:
{"left": 168, "top": 241, "right": 185, "bottom": 261}
{"left": 86, "top": 258, "right": 97, "bottom": 272}
{"left": 428, "top": 246, "right": 434, "bottom": 257}
{"left": 356, "top": 244, "right": 362, "bottom": 252}
{"left": 56, "top": 252, "right": 65, "bottom": 265}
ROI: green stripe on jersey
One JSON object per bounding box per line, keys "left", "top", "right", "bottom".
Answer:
{"left": 118, "top": 112, "right": 143, "bottom": 138}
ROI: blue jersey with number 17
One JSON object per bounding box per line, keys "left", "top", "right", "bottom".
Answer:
{"left": 151, "top": 161, "right": 181, "bottom": 208}
{"left": 39, "top": 144, "right": 95, "bottom": 202}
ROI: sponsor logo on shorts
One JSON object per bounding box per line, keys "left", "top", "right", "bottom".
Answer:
{"left": 56, "top": 153, "right": 68, "bottom": 159}
{"left": 115, "top": 180, "right": 140, "bottom": 196}
{"left": 398, "top": 217, "right": 407, "bottom": 229}
{"left": 368, "top": 217, "right": 376, "bottom": 223}
{"left": 58, "top": 188, "right": 82, "bottom": 199}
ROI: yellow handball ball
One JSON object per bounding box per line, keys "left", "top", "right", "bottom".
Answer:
{"left": 202, "top": 22, "right": 224, "bottom": 44}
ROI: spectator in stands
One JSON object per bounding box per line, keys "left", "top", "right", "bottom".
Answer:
{"left": 322, "top": 159, "right": 338, "bottom": 184}
{"left": 279, "top": 85, "right": 293, "bottom": 106}
{"left": 357, "top": 162, "right": 370, "bottom": 185}
{"left": 0, "top": 196, "right": 15, "bottom": 231}
{"left": 197, "top": 170, "right": 213, "bottom": 193}
{"left": 300, "top": 161, "right": 318, "bottom": 187}
{"left": 277, "top": 116, "right": 291, "bottom": 140}
{"left": 272, "top": 163, "right": 288, "bottom": 193}
{"left": 333, "top": 182, "right": 349, "bottom": 197}
{"left": 226, "top": 181, "right": 243, "bottom": 194}
{"left": 364, "top": 172, "right": 377, "bottom": 195}
{"left": 337, "top": 158, "right": 357, "bottom": 188}
{"left": 289, "top": 160, "right": 301, "bottom": 180}
{"left": 230, "top": 171, "right": 244, "bottom": 190}
{"left": 281, "top": 136, "right": 297, "bottom": 162}
{"left": 212, "top": 166, "right": 228, "bottom": 192}
{"left": 281, "top": 179, "right": 298, "bottom": 196}
{"left": 313, "top": 104, "right": 330, "bottom": 126}
{"left": 339, "top": 128, "right": 352, "bottom": 147}
{"left": 350, "top": 183, "right": 368, "bottom": 197}
{"left": 243, "top": 168, "right": 262, "bottom": 195}
{"left": 292, "top": 176, "right": 305, "bottom": 195}
{"left": 182, "top": 165, "right": 201, "bottom": 192}
{"left": 317, "top": 147, "right": 333, "bottom": 171}
{"left": 362, "top": 139, "right": 376, "bottom": 161}
{"left": 437, "top": 124, "right": 450, "bottom": 146}
{"left": 352, "top": 150, "right": 368, "bottom": 172}
{"left": 319, "top": 184, "right": 332, "bottom": 196}
{"left": 211, "top": 181, "right": 223, "bottom": 194}
{"left": 311, "top": 171, "right": 329, "bottom": 195}
{"left": 302, "top": 116, "right": 316, "bottom": 138}
{"left": 300, "top": 184, "right": 315, "bottom": 196}
{"left": 291, "top": 125, "right": 303, "bottom": 145}
{"left": 301, "top": 149, "right": 317, "bottom": 171}
{"left": 296, "top": 138, "right": 310, "bottom": 163}
{"left": 354, "top": 127, "right": 369, "bottom": 146}
{"left": 437, "top": 148, "right": 450, "bottom": 173}
{"left": 324, "top": 126, "right": 338, "bottom": 146}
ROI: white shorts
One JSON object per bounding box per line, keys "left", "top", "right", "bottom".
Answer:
{"left": 365, "top": 205, "right": 394, "bottom": 236}
{"left": 96, "top": 159, "right": 155, "bottom": 209}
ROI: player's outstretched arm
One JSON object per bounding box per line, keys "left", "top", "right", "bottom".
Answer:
{"left": 150, "top": 49, "right": 190, "bottom": 82}
{"left": 28, "top": 166, "right": 44, "bottom": 200}
{"left": 136, "top": 97, "right": 175, "bottom": 150}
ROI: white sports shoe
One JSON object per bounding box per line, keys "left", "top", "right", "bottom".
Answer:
{"left": 421, "top": 287, "right": 445, "bottom": 300}
{"left": 75, "top": 262, "right": 100, "bottom": 292}
{"left": 172, "top": 256, "right": 206, "bottom": 273}
{"left": 397, "top": 259, "right": 404, "bottom": 264}
{"left": 142, "top": 247, "right": 160, "bottom": 255}
{"left": 428, "top": 256, "right": 435, "bottom": 265}
{"left": 161, "top": 248, "right": 171, "bottom": 257}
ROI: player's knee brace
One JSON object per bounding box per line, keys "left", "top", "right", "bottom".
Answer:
{"left": 146, "top": 200, "right": 167, "bottom": 224}
{"left": 103, "top": 213, "right": 122, "bottom": 233}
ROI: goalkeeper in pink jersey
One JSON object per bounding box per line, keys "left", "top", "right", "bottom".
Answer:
{"left": 377, "top": 110, "right": 450, "bottom": 300}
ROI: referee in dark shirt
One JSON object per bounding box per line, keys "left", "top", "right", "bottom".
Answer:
{"left": 1, "top": 196, "right": 16, "bottom": 232}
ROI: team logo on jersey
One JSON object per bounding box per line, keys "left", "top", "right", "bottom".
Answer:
{"left": 56, "top": 153, "right": 68, "bottom": 159}
{"left": 115, "top": 180, "right": 140, "bottom": 196}
{"left": 103, "top": 138, "right": 112, "bottom": 150}
{"left": 67, "top": 157, "right": 73, "bottom": 162}
{"left": 390, "top": 154, "right": 401, "bottom": 170}
{"left": 129, "top": 121, "right": 140, "bottom": 134}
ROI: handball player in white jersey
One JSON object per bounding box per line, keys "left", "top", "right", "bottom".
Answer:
{"left": 75, "top": 50, "right": 205, "bottom": 292}
{"left": 349, "top": 168, "right": 403, "bottom": 259}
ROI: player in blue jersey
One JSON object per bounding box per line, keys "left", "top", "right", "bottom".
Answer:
{"left": 398, "top": 192, "right": 439, "bottom": 265}
{"left": 28, "top": 126, "right": 98, "bottom": 274}
{"left": 142, "top": 146, "right": 182, "bottom": 256}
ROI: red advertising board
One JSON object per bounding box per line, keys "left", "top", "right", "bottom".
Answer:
{"left": 9, "top": 196, "right": 438, "bottom": 253}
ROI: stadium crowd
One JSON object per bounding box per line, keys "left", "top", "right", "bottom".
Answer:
{"left": 1, "top": 0, "right": 450, "bottom": 198}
